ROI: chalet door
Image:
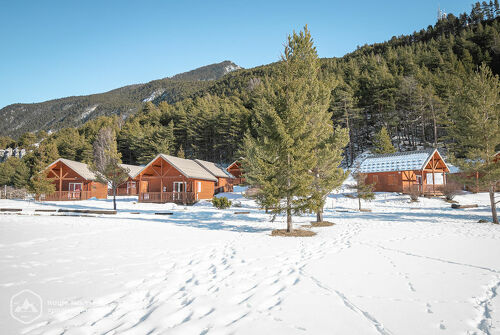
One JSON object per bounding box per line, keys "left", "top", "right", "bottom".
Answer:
{"left": 69, "top": 183, "right": 83, "bottom": 199}
{"left": 415, "top": 175, "right": 422, "bottom": 192}
{"left": 173, "top": 182, "right": 186, "bottom": 201}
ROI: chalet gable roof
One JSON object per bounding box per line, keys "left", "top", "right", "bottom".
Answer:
{"left": 227, "top": 160, "right": 242, "bottom": 171}
{"left": 119, "top": 163, "right": 143, "bottom": 179}
{"left": 47, "top": 158, "right": 98, "bottom": 181}
{"left": 138, "top": 154, "right": 217, "bottom": 181}
{"left": 359, "top": 149, "right": 449, "bottom": 173}
{"left": 194, "top": 159, "right": 235, "bottom": 179}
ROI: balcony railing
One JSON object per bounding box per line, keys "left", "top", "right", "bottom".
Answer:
{"left": 139, "top": 192, "right": 197, "bottom": 204}
{"left": 422, "top": 185, "right": 444, "bottom": 195}
{"left": 108, "top": 188, "right": 138, "bottom": 196}
{"left": 37, "top": 191, "right": 92, "bottom": 201}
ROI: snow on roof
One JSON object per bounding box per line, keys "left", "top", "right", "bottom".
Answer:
{"left": 359, "top": 149, "right": 439, "bottom": 173}
{"left": 158, "top": 154, "right": 217, "bottom": 181}
{"left": 447, "top": 163, "right": 461, "bottom": 174}
{"left": 51, "top": 158, "right": 98, "bottom": 181}
{"left": 194, "top": 159, "right": 235, "bottom": 179}
{"left": 120, "top": 164, "right": 143, "bottom": 179}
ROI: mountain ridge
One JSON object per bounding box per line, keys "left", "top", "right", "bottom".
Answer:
{"left": 0, "top": 60, "right": 242, "bottom": 138}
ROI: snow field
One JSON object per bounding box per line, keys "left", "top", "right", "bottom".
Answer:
{"left": 0, "top": 189, "right": 499, "bottom": 334}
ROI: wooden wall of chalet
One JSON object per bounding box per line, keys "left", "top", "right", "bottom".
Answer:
{"left": 46, "top": 161, "right": 107, "bottom": 200}
{"left": 215, "top": 177, "right": 233, "bottom": 194}
{"left": 137, "top": 156, "right": 215, "bottom": 201}
{"left": 115, "top": 177, "right": 139, "bottom": 196}
{"left": 227, "top": 162, "right": 244, "bottom": 184}
{"left": 364, "top": 151, "right": 448, "bottom": 194}
{"left": 365, "top": 171, "right": 405, "bottom": 193}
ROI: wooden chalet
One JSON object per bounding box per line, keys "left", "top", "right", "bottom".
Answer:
{"left": 194, "top": 159, "right": 235, "bottom": 194}
{"left": 448, "top": 152, "right": 500, "bottom": 192}
{"left": 112, "top": 164, "right": 143, "bottom": 196}
{"left": 226, "top": 160, "right": 244, "bottom": 185}
{"left": 136, "top": 154, "right": 218, "bottom": 204}
{"left": 39, "top": 158, "right": 108, "bottom": 201}
{"left": 359, "top": 149, "right": 450, "bottom": 195}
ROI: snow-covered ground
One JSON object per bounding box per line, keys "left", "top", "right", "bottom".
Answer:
{"left": 1, "top": 188, "right": 499, "bottom": 335}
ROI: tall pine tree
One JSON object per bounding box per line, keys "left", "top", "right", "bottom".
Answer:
{"left": 449, "top": 64, "right": 500, "bottom": 223}
{"left": 242, "top": 26, "right": 330, "bottom": 232}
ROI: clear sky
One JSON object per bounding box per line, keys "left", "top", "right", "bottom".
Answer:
{"left": 0, "top": 0, "right": 474, "bottom": 108}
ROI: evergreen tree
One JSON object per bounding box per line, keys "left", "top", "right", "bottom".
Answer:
{"left": 0, "top": 136, "right": 15, "bottom": 149}
{"left": 90, "top": 128, "right": 129, "bottom": 210}
{"left": 331, "top": 84, "right": 360, "bottom": 166}
{"left": 449, "top": 64, "right": 500, "bottom": 223}
{"left": 310, "top": 127, "right": 349, "bottom": 222}
{"left": 177, "top": 145, "right": 185, "bottom": 158}
{"left": 0, "top": 157, "right": 30, "bottom": 190}
{"left": 372, "top": 127, "right": 396, "bottom": 154}
{"left": 242, "top": 26, "right": 324, "bottom": 232}
{"left": 349, "top": 167, "right": 375, "bottom": 211}
{"left": 12, "top": 160, "right": 30, "bottom": 188}
{"left": 18, "top": 132, "right": 37, "bottom": 150}
{"left": 29, "top": 142, "right": 60, "bottom": 198}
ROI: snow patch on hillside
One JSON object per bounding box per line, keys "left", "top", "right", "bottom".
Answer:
{"left": 80, "top": 104, "right": 99, "bottom": 120}
{"left": 224, "top": 63, "right": 242, "bottom": 75}
{"left": 142, "top": 89, "right": 165, "bottom": 102}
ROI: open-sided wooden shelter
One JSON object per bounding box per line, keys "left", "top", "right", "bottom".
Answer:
{"left": 136, "top": 154, "right": 217, "bottom": 204}
{"left": 195, "top": 159, "right": 235, "bottom": 194}
{"left": 448, "top": 152, "right": 500, "bottom": 192}
{"left": 40, "top": 158, "right": 108, "bottom": 201}
{"left": 359, "top": 149, "right": 449, "bottom": 195}
{"left": 226, "top": 160, "right": 244, "bottom": 185}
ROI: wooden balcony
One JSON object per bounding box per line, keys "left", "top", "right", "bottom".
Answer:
{"left": 422, "top": 185, "right": 444, "bottom": 196}
{"left": 37, "top": 191, "right": 92, "bottom": 201}
{"left": 139, "top": 192, "right": 197, "bottom": 204}
{"left": 108, "top": 188, "right": 138, "bottom": 196}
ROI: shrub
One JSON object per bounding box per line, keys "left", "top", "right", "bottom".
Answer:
{"left": 407, "top": 185, "right": 421, "bottom": 202}
{"left": 212, "top": 196, "right": 232, "bottom": 209}
{"left": 244, "top": 187, "right": 260, "bottom": 199}
{"left": 442, "top": 182, "right": 463, "bottom": 201}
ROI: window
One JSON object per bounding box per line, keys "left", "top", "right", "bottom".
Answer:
{"left": 197, "top": 181, "right": 202, "bottom": 192}
{"left": 427, "top": 173, "right": 444, "bottom": 185}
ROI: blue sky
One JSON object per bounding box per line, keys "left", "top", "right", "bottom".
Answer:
{"left": 0, "top": 0, "right": 474, "bottom": 108}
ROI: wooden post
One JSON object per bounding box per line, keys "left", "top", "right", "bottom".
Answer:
{"left": 432, "top": 155, "right": 435, "bottom": 196}
{"left": 476, "top": 171, "right": 479, "bottom": 193}
{"left": 183, "top": 177, "right": 186, "bottom": 205}
{"left": 59, "top": 165, "right": 62, "bottom": 200}
{"left": 139, "top": 174, "right": 142, "bottom": 202}
{"left": 160, "top": 159, "right": 163, "bottom": 203}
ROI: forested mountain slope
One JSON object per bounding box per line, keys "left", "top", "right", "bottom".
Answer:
{"left": 125, "top": 7, "right": 499, "bottom": 165}
{"left": 2, "top": 2, "right": 499, "bottom": 173}
{"left": 0, "top": 61, "right": 241, "bottom": 138}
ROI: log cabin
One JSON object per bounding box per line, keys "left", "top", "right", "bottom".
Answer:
{"left": 39, "top": 158, "right": 108, "bottom": 201}
{"left": 226, "top": 160, "right": 244, "bottom": 185}
{"left": 136, "top": 154, "right": 218, "bottom": 204}
{"left": 194, "top": 159, "right": 235, "bottom": 194}
{"left": 359, "top": 149, "right": 450, "bottom": 195}
{"left": 448, "top": 152, "right": 500, "bottom": 192}
{"left": 112, "top": 164, "right": 143, "bottom": 196}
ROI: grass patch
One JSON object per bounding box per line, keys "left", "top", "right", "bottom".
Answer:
{"left": 271, "top": 229, "right": 316, "bottom": 237}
